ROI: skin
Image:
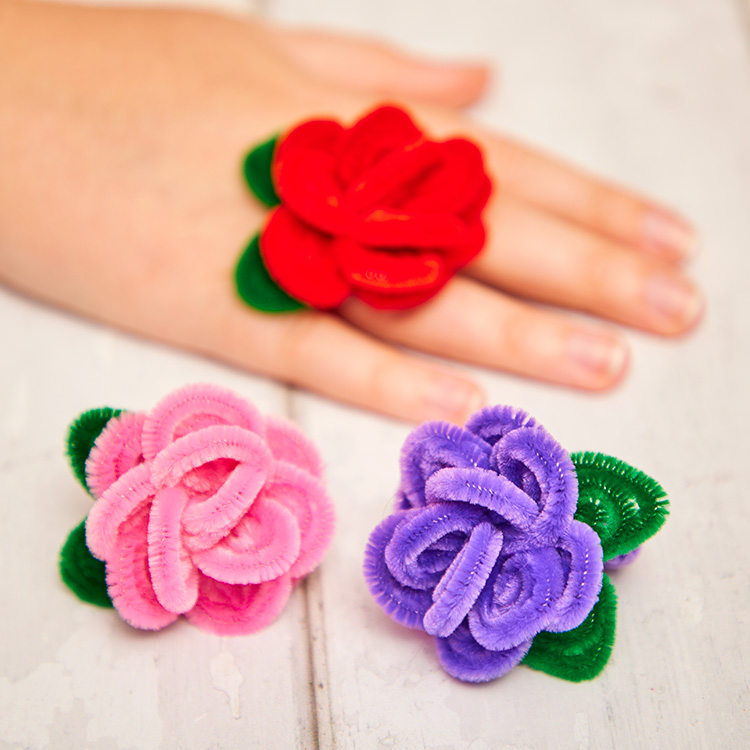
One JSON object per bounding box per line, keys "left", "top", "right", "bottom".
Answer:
{"left": 0, "top": 0, "right": 703, "bottom": 423}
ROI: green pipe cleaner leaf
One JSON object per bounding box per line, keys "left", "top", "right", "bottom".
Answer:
{"left": 572, "top": 452, "right": 669, "bottom": 561}
{"left": 235, "top": 234, "right": 305, "bottom": 313}
{"left": 242, "top": 135, "right": 281, "bottom": 207}
{"left": 523, "top": 574, "right": 616, "bottom": 682}
{"left": 59, "top": 519, "right": 113, "bottom": 608}
{"left": 66, "top": 407, "right": 122, "bottom": 495}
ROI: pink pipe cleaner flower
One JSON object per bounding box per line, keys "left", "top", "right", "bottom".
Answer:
{"left": 77, "top": 384, "right": 335, "bottom": 635}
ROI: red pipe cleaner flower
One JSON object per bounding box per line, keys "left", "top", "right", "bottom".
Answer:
{"left": 236, "top": 105, "right": 492, "bottom": 312}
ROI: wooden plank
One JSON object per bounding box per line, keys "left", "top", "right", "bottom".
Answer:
{"left": 272, "top": 0, "right": 750, "bottom": 746}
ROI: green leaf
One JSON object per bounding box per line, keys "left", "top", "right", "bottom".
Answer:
{"left": 235, "top": 234, "right": 305, "bottom": 313}
{"left": 66, "top": 407, "right": 122, "bottom": 495}
{"left": 59, "top": 519, "right": 113, "bottom": 608}
{"left": 572, "top": 452, "right": 669, "bottom": 561}
{"left": 523, "top": 574, "right": 616, "bottom": 682}
{"left": 242, "top": 135, "right": 281, "bottom": 207}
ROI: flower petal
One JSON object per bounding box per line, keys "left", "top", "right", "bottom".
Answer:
{"left": 86, "top": 462, "right": 155, "bottom": 561}
{"left": 150, "top": 424, "right": 271, "bottom": 492}
{"left": 491, "top": 426, "right": 578, "bottom": 544}
{"left": 262, "top": 461, "right": 335, "bottom": 579}
{"left": 345, "top": 140, "right": 443, "bottom": 213}
{"left": 384, "top": 502, "right": 490, "bottom": 591}
{"left": 86, "top": 411, "right": 145, "bottom": 499}
{"left": 468, "top": 547, "right": 565, "bottom": 651}
{"left": 147, "top": 487, "right": 199, "bottom": 614}
{"left": 105, "top": 505, "right": 178, "bottom": 630}
{"left": 398, "top": 421, "right": 491, "bottom": 509}
{"left": 142, "top": 383, "right": 264, "bottom": 460}
{"left": 423, "top": 522, "right": 504, "bottom": 638}
{"left": 260, "top": 208, "right": 351, "bottom": 309}
{"left": 545, "top": 520, "right": 604, "bottom": 633}
{"left": 264, "top": 415, "right": 325, "bottom": 479}
{"left": 186, "top": 574, "right": 293, "bottom": 636}
{"left": 333, "top": 239, "right": 447, "bottom": 296}
{"left": 363, "top": 512, "right": 434, "bottom": 630}
{"left": 191, "top": 496, "right": 301, "bottom": 585}
{"left": 436, "top": 622, "right": 531, "bottom": 683}
{"left": 336, "top": 105, "right": 422, "bottom": 185}
{"left": 425, "top": 467, "right": 540, "bottom": 530}
{"left": 275, "top": 149, "right": 346, "bottom": 235}
{"left": 464, "top": 404, "right": 538, "bottom": 446}
{"left": 401, "top": 139, "right": 491, "bottom": 216}
{"left": 346, "top": 210, "right": 468, "bottom": 249}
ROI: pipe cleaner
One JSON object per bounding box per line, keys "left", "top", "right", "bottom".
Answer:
{"left": 363, "top": 405, "right": 669, "bottom": 683}
{"left": 59, "top": 384, "right": 336, "bottom": 635}
{"left": 235, "top": 104, "right": 491, "bottom": 312}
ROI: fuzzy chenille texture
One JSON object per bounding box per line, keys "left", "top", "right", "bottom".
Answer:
{"left": 61, "top": 384, "right": 335, "bottom": 635}
{"left": 237, "top": 104, "right": 492, "bottom": 311}
{"left": 364, "top": 405, "right": 669, "bottom": 683}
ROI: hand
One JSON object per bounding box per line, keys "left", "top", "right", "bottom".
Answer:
{"left": 0, "top": 1, "right": 703, "bottom": 423}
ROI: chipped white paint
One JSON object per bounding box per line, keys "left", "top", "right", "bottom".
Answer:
{"left": 209, "top": 645, "right": 245, "bottom": 720}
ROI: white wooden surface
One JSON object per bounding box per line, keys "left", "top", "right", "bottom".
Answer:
{"left": 2, "top": 0, "right": 750, "bottom": 748}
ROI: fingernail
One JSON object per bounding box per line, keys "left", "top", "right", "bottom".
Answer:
{"left": 646, "top": 273, "right": 704, "bottom": 330}
{"left": 568, "top": 330, "right": 628, "bottom": 383}
{"left": 643, "top": 211, "right": 697, "bottom": 258}
{"left": 424, "top": 374, "right": 484, "bottom": 424}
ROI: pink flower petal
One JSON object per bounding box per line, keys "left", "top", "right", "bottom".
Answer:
{"left": 264, "top": 415, "right": 325, "bottom": 479}
{"left": 192, "top": 496, "right": 301, "bottom": 585}
{"left": 86, "top": 411, "right": 146, "bottom": 499}
{"left": 86, "top": 463, "right": 155, "bottom": 561}
{"left": 263, "top": 461, "right": 336, "bottom": 579}
{"left": 149, "top": 424, "right": 272, "bottom": 492}
{"left": 105, "top": 505, "right": 178, "bottom": 630}
{"left": 142, "top": 383, "right": 265, "bottom": 460}
{"left": 147, "top": 487, "right": 199, "bottom": 614}
{"left": 185, "top": 574, "right": 293, "bottom": 636}
{"left": 181, "top": 460, "right": 271, "bottom": 551}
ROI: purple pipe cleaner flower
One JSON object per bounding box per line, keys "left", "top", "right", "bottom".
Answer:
{"left": 364, "top": 405, "right": 605, "bottom": 683}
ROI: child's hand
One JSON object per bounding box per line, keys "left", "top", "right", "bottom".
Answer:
{"left": 0, "top": 1, "right": 702, "bottom": 422}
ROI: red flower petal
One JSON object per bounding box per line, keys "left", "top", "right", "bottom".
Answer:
{"left": 345, "top": 140, "right": 441, "bottom": 214}
{"left": 274, "top": 148, "right": 346, "bottom": 235}
{"left": 402, "top": 139, "right": 491, "bottom": 216}
{"left": 274, "top": 119, "right": 346, "bottom": 234}
{"left": 275, "top": 118, "right": 344, "bottom": 160}
{"left": 260, "top": 208, "right": 351, "bottom": 309}
{"left": 336, "top": 105, "right": 422, "bottom": 185}
{"left": 333, "top": 239, "right": 448, "bottom": 296}
{"left": 349, "top": 209, "right": 468, "bottom": 249}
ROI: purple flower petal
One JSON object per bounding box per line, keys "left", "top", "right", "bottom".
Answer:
{"left": 464, "top": 405, "right": 537, "bottom": 446}
{"left": 425, "top": 466, "right": 539, "bottom": 530}
{"left": 398, "top": 422, "right": 491, "bottom": 509}
{"left": 363, "top": 512, "right": 434, "bottom": 629}
{"left": 436, "top": 622, "right": 532, "bottom": 683}
{"left": 468, "top": 547, "right": 564, "bottom": 651}
{"left": 604, "top": 547, "right": 641, "bottom": 570}
{"left": 423, "top": 522, "right": 504, "bottom": 638}
{"left": 492, "top": 427, "right": 578, "bottom": 543}
{"left": 546, "top": 520, "right": 604, "bottom": 632}
{"left": 384, "top": 503, "right": 490, "bottom": 590}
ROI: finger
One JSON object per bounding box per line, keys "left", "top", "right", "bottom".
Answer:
{"left": 339, "top": 276, "right": 629, "bottom": 391}
{"left": 201, "top": 301, "right": 485, "bottom": 424}
{"left": 469, "top": 196, "right": 704, "bottom": 335}
{"left": 270, "top": 26, "right": 490, "bottom": 108}
{"left": 482, "top": 132, "right": 697, "bottom": 261}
